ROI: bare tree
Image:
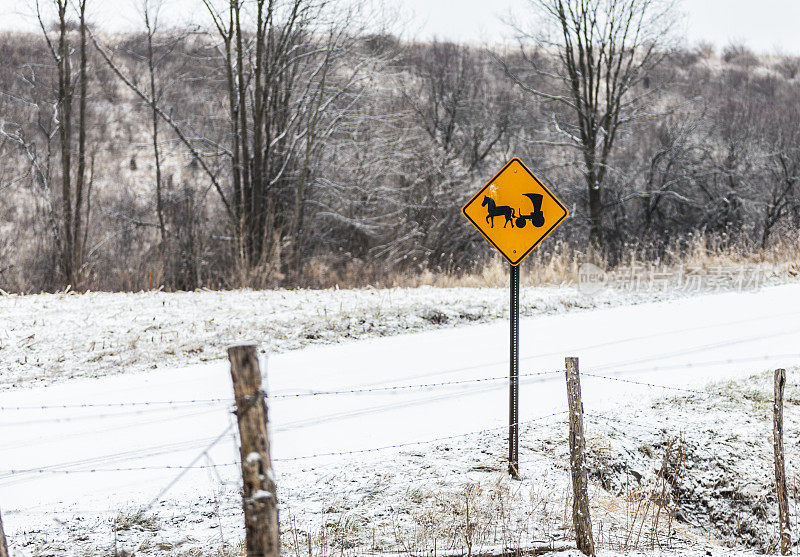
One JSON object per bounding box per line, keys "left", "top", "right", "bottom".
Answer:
{"left": 402, "top": 41, "right": 515, "bottom": 172}
{"left": 395, "top": 41, "right": 520, "bottom": 270}
{"left": 91, "top": 0, "right": 374, "bottom": 285}
{"left": 0, "top": 0, "right": 95, "bottom": 288}
{"left": 503, "top": 0, "right": 678, "bottom": 246}
{"left": 114, "top": 0, "right": 200, "bottom": 286}
{"left": 609, "top": 109, "right": 711, "bottom": 242}
{"left": 201, "top": 0, "right": 374, "bottom": 282}
{"left": 32, "top": 0, "right": 93, "bottom": 287}
{"left": 757, "top": 84, "right": 800, "bottom": 247}
{"left": 142, "top": 0, "right": 167, "bottom": 244}
{"left": 5, "top": 7, "right": 800, "bottom": 292}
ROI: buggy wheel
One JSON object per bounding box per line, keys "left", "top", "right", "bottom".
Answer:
{"left": 532, "top": 212, "right": 545, "bottom": 227}
{"left": 516, "top": 217, "right": 526, "bottom": 228}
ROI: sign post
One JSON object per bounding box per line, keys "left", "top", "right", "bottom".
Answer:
{"left": 462, "top": 157, "right": 568, "bottom": 478}
{"left": 509, "top": 263, "right": 520, "bottom": 476}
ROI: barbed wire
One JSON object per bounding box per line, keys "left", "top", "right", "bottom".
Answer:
{"left": 4, "top": 307, "right": 799, "bottom": 549}
{"left": 0, "top": 406, "right": 233, "bottom": 454}
{"left": 1, "top": 334, "right": 797, "bottom": 529}
{"left": 142, "top": 422, "right": 237, "bottom": 512}
{"left": 581, "top": 373, "right": 711, "bottom": 396}
{"left": 520, "top": 308, "right": 800, "bottom": 363}
{"left": 0, "top": 410, "right": 568, "bottom": 480}
{"left": 0, "top": 398, "right": 233, "bottom": 411}
{"left": 589, "top": 328, "right": 800, "bottom": 374}
{"left": 273, "top": 410, "right": 568, "bottom": 462}
{"left": 6, "top": 400, "right": 797, "bottom": 551}
{"left": 1, "top": 358, "right": 793, "bottom": 478}
{"left": 0, "top": 405, "right": 226, "bottom": 428}
{"left": 3, "top": 347, "right": 797, "bottom": 415}
{"left": 269, "top": 370, "right": 563, "bottom": 399}
{"left": 0, "top": 432, "right": 240, "bottom": 484}
{"left": 597, "top": 353, "right": 800, "bottom": 376}
{"left": 0, "top": 370, "right": 564, "bottom": 413}
{"left": 581, "top": 357, "right": 800, "bottom": 397}
{"left": 0, "top": 462, "right": 240, "bottom": 475}
{"left": 4, "top": 349, "right": 797, "bottom": 416}
{"left": 1, "top": 365, "right": 794, "bottom": 476}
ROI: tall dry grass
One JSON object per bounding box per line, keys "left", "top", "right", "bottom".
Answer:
{"left": 3, "top": 230, "right": 798, "bottom": 293}
{"left": 298, "top": 232, "right": 800, "bottom": 290}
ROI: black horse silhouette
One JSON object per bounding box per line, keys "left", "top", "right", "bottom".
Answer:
{"left": 482, "top": 196, "right": 516, "bottom": 228}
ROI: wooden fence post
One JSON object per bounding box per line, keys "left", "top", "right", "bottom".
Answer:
{"left": 565, "top": 356, "right": 595, "bottom": 556}
{"left": 773, "top": 367, "right": 790, "bottom": 555}
{"left": 228, "top": 344, "right": 279, "bottom": 557}
{"left": 0, "top": 507, "right": 9, "bottom": 557}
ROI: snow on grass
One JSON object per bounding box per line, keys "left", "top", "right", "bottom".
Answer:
{"left": 2, "top": 281, "right": 800, "bottom": 555}
{"left": 275, "top": 368, "right": 800, "bottom": 556}
{"left": 9, "top": 369, "right": 793, "bottom": 556}
{"left": 0, "top": 279, "right": 778, "bottom": 390}
{"left": 0, "top": 286, "right": 581, "bottom": 388}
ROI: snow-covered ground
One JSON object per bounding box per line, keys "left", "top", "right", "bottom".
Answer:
{"left": 1, "top": 281, "right": 800, "bottom": 555}
{"left": 0, "top": 275, "right": 773, "bottom": 389}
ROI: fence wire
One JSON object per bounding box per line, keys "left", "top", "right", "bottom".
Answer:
{"left": 3, "top": 318, "right": 799, "bottom": 555}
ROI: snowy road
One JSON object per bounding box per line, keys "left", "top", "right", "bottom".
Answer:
{"left": 2, "top": 283, "right": 800, "bottom": 539}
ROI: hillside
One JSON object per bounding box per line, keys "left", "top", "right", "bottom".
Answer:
{"left": 1, "top": 27, "right": 799, "bottom": 292}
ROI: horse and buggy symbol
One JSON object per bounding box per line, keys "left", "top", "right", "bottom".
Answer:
{"left": 481, "top": 193, "right": 545, "bottom": 229}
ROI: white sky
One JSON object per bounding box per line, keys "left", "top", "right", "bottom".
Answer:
{"left": 2, "top": 0, "right": 800, "bottom": 55}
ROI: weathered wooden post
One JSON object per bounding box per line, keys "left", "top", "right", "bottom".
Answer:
{"left": 565, "top": 356, "right": 595, "bottom": 556}
{"left": 0, "top": 507, "right": 10, "bottom": 557}
{"left": 773, "top": 368, "right": 790, "bottom": 555}
{"left": 228, "top": 344, "right": 279, "bottom": 557}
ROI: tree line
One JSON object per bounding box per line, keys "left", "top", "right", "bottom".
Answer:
{"left": 0, "top": 0, "right": 798, "bottom": 292}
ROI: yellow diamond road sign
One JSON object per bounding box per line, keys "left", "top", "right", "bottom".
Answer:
{"left": 462, "top": 158, "right": 568, "bottom": 266}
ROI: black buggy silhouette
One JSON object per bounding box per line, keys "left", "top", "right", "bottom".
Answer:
{"left": 515, "top": 193, "right": 545, "bottom": 228}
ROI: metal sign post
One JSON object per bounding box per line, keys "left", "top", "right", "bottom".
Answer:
{"left": 461, "top": 157, "right": 568, "bottom": 478}
{"left": 509, "top": 264, "right": 520, "bottom": 478}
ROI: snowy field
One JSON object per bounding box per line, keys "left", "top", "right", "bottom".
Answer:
{"left": 2, "top": 280, "right": 800, "bottom": 555}
{"left": 0, "top": 277, "right": 767, "bottom": 389}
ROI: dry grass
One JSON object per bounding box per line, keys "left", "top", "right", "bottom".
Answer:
{"left": 2, "top": 229, "right": 798, "bottom": 293}
{"left": 300, "top": 232, "right": 800, "bottom": 290}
